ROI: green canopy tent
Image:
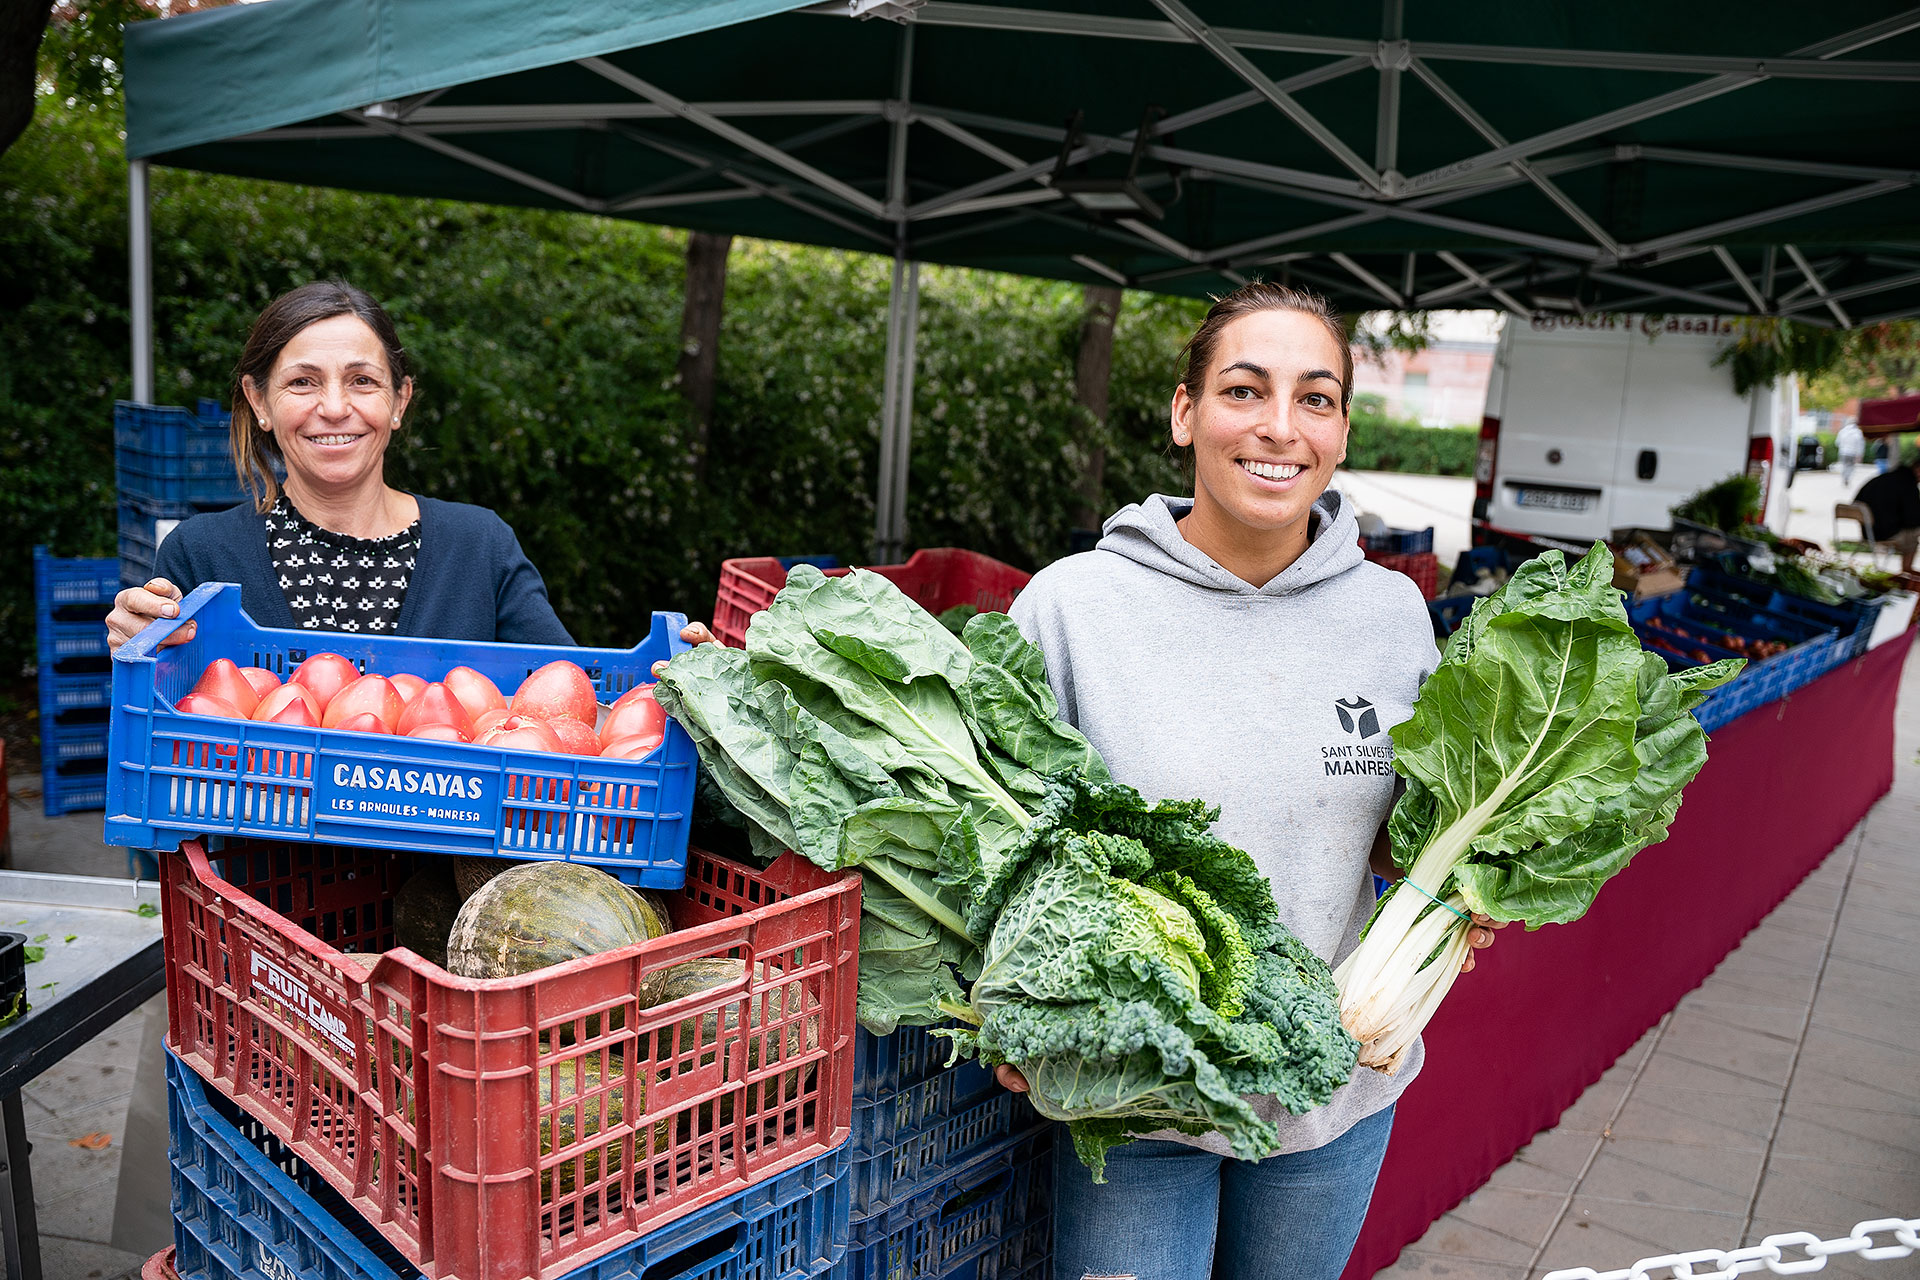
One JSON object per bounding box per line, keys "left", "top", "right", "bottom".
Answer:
{"left": 123, "top": 1, "right": 1920, "bottom": 557}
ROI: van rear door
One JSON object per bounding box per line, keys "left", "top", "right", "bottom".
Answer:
{"left": 1483, "top": 318, "right": 1630, "bottom": 543}
{"left": 1608, "top": 318, "right": 1751, "bottom": 533}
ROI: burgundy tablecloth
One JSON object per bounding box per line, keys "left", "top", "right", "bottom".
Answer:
{"left": 1346, "top": 630, "right": 1914, "bottom": 1279}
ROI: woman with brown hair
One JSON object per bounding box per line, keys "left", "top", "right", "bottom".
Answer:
{"left": 997, "top": 281, "right": 1499, "bottom": 1279}
{"left": 106, "top": 280, "right": 573, "bottom": 648}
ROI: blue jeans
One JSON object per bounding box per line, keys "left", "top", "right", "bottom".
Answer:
{"left": 1050, "top": 1106, "right": 1394, "bottom": 1280}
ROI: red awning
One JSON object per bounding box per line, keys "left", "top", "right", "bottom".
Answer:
{"left": 1859, "top": 393, "right": 1920, "bottom": 436}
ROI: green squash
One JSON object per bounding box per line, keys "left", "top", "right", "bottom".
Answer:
{"left": 540, "top": 1048, "right": 672, "bottom": 1199}
{"left": 452, "top": 854, "right": 523, "bottom": 901}
{"left": 392, "top": 861, "right": 462, "bottom": 969}
{"left": 446, "top": 862, "right": 670, "bottom": 980}
{"left": 642, "top": 958, "right": 818, "bottom": 1132}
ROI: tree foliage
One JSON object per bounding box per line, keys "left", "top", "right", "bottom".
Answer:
{"left": 1717, "top": 315, "right": 1920, "bottom": 399}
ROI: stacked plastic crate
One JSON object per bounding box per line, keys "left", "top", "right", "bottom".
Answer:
{"left": 104, "top": 582, "right": 862, "bottom": 1280}
{"left": 114, "top": 400, "right": 247, "bottom": 587}
{"left": 843, "top": 1026, "right": 1054, "bottom": 1280}
{"left": 715, "top": 549, "right": 1055, "bottom": 1278}
{"left": 31, "top": 546, "right": 118, "bottom": 816}
{"left": 1360, "top": 526, "right": 1439, "bottom": 600}
{"left": 713, "top": 549, "right": 1031, "bottom": 649}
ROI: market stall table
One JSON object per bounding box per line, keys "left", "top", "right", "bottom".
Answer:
{"left": 0, "top": 871, "right": 165, "bottom": 1280}
{"left": 1345, "top": 630, "right": 1916, "bottom": 1278}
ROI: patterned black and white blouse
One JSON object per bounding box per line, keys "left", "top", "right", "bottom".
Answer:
{"left": 265, "top": 496, "right": 421, "bottom": 633}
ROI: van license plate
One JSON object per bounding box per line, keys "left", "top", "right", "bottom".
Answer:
{"left": 1513, "top": 488, "right": 1593, "bottom": 513}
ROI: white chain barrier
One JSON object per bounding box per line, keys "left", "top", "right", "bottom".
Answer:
{"left": 1543, "top": 1217, "right": 1920, "bottom": 1280}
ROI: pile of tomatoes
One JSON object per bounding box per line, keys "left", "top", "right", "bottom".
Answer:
{"left": 177, "top": 656, "right": 667, "bottom": 759}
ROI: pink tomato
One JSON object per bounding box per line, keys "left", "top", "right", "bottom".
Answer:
{"left": 510, "top": 660, "right": 596, "bottom": 725}
{"left": 290, "top": 653, "right": 358, "bottom": 712}
{"left": 322, "top": 675, "right": 404, "bottom": 731}
{"left": 334, "top": 711, "right": 391, "bottom": 735}
{"left": 600, "top": 731, "right": 664, "bottom": 760}
{"left": 238, "top": 666, "right": 282, "bottom": 699}
{"left": 600, "top": 691, "right": 667, "bottom": 749}
{"left": 389, "top": 673, "right": 427, "bottom": 705}
{"left": 395, "top": 683, "right": 474, "bottom": 739}
{"left": 406, "top": 723, "right": 470, "bottom": 742}
{"left": 443, "top": 666, "right": 507, "bottom": 722}
{"left": 478, "top": 715, "right": 563, "bottom": 753}
{"left": 191, "top": 658, "right": 261, "bottom": 717}
{"left": 252, "top": 683, "right": 323, "bottom": 723}
{"left": 177, "top": 691, "right": 243, "bottom": 720}
{"left": 548, "top": 717, "right": 603, "bottom": 756}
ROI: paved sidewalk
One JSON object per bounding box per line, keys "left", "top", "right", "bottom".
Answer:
{"left": 1378, "top": 633, "right": 1920, "bottom": 1280}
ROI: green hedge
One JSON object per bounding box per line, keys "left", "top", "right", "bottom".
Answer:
{"left": 1344, "top": 420, "right": 1479, "bottom": 477}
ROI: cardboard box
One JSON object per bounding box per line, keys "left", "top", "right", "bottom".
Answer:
{"left": 1611, "top": 533, "right": 1687, "bottom": 599}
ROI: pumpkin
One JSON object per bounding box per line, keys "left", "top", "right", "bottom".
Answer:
{"left": 540, "top": 1048, "right": 672, "bottom": 1199}
{"left": 642, "top": 958, "right": 818, "bottom": 1130}
{"left": 446, "top": 862, "right": 671, "bottom": 980}
{"left": 393, "top": 861, "right": 462, "bottom": 969}
{"left": 451, "top": 854, "right": 523, "bottom": 901}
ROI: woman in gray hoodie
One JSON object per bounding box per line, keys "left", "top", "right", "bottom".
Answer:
{"left": 999, "top": 282, "right": 1499, "bottom": 1279}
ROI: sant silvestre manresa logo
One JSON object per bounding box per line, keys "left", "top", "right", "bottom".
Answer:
{"left": 312, "top": 751, "right": 499, "bottom": 831}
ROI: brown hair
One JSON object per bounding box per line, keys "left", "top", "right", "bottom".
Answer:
{"left": 229, "top": 281, "right": 411, "bottom": 511}
{"left": 1177, "top": 281, "right": 1353, "bottom": 413}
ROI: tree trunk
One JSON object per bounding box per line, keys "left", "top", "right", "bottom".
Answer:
{"left": 678, "top": 230, "right": 733, "bottom": 482}
{"left": 1072, "top": 284, "right": 1123, "bottom": 531}
{"left": 0, "top": 1, "right": 56, "bottom": 159}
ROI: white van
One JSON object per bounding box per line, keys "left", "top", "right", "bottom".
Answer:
{"left": 1472, "top": 314, "right": 1796, "bottom": 547}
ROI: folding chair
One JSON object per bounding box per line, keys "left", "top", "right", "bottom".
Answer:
{"left": 1833, "top": 502, "right": 1898, "bottom": 570}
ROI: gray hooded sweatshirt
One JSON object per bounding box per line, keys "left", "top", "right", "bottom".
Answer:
{"left": 1010, "top": 490, "right": 1440, "bottom": 1155}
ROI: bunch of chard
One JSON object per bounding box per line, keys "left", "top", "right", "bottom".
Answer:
{"left": 1336, "top": 545, "right": 1742, "bottom": 1071}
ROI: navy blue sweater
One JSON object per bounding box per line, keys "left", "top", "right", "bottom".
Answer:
{"left": 153, "top": 496, "right": 573, "bottom": 645}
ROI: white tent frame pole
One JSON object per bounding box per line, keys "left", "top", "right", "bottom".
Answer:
{"left": 875, "top": 27, "right": 920, "bottom": 565}
{"left": 1783, "top": 244, "right": 1854, "bottom": 326}
{"left": 129, "top": 159, "right": 153, "bottom": 404}
{"left": 874, "top": 256, "right": 923, "bottom": 563}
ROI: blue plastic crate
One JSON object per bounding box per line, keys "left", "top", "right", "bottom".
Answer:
{"left": 1630, "top": 592, "right": 1838, "bottom": 732}
{"left": 853, "top": 1027, "right": 974, "bottom": 1107}
{"left": 43, "top": 666, "right": 113, "bottom": 713}
{"left": 105, "top": 583, "right": 697, "bottom": 883}
{"left": 842, "top": 1127, "right": 1053, "bottom": 1280}
{"left": 33, "top": 545, "right": 119, "bottom": 611}
{"left": 1691, "top": 565, "right": 1879, "bottom": 661}
{"left": 1427, "top": 595, "right": 1475, "bottom": 637}
{"left": 42, "top": 758, "right": 109, "bottom": 816}
{"left": 114, "top": 400, "right": 250, "bottom": 509}
{"left": 1361, "top": 526, "right": 1435, "bottom": 556}
{"left": 848, "top": 1063, "right": 1028, "bottom": 1217}
{"left": 37, "top": 613, "right": 111, "bottom": 663}
{"left": 41, "top": 711, "right": 110, "bottom": 765}
{"left": 167, "top": 1052, "right": 852, "bottom": 1280}
{"left": 119, "top": 500, "right": 229, "bottom": 588}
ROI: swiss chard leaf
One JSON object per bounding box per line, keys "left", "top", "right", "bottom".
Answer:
{"left": 1389, "top": 550, "right": 1647, "bottom": 864}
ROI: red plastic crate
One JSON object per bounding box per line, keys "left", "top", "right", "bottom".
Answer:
{"left": 713, "top": 550, "right": 1031, "bottom": 648}
{"left": 162, "top": 839, "right": 860, "bottom": 1280}
{"left": 1365, "top": 550, "right": 1439, "bottom": 600}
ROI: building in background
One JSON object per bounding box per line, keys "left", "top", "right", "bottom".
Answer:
{"left": 1352, "top": 311, "right": 1503, "bottom": 427}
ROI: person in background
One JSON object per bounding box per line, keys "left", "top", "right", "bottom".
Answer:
{"left": 1835, "top": 420, "right": 1865, "bottom": 486}
{"left": 1872, "top": 436, "right": 1893, "bottom": 475}
{"left": 996, "top": 282, "right": 1501, "bottom": 1280}
{"left": 1853, "top": 449, "right": 1920, "bottom": 572}
{"left": 107, "top": 280, "right": 578, "bottom": 650}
